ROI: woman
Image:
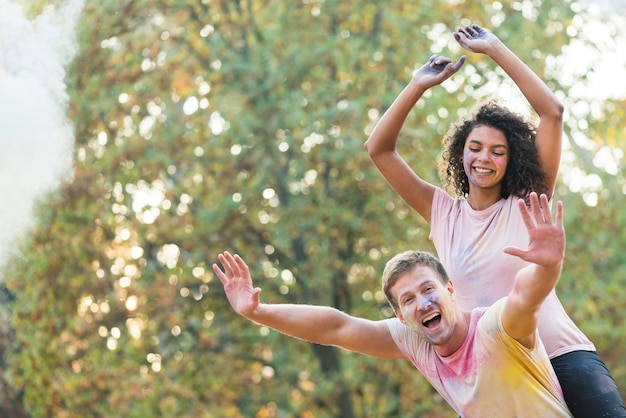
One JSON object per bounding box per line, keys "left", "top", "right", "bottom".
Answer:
{"left": 365, "top": 23, "right": 625, "bottom": 417}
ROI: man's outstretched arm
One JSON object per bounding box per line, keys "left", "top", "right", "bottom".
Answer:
{"left": 501, "top": 193, "right": 565, "bottom": 348}
{"left": 213, "top": 251, "right": 404, "bottom": 359}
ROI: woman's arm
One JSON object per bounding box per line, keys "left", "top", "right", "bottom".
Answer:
{"left": 365, "top": 55, "right": 465, "bottom": 222}
{"left": 454, "top": 24, "right": 564, "bottom": 195}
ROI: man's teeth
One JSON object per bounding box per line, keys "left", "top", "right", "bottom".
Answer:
{"left": 422, "top": 313, "right": 439, "bottom": 324}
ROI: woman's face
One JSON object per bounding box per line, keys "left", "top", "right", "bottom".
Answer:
{"left": 462, "top": 125, "right": 509, "bottom": 191}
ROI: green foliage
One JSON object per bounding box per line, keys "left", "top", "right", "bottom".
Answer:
{"left": 2, "top": 0, "right": 624, "bottom": 417}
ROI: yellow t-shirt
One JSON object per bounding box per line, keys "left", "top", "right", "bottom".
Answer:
{"left": 386, "top": 298, "right": 572, "bottom": 417}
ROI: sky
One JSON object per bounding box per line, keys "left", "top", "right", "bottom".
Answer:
{"left": 581, "top": 0, "right": 626, "bottom": 11}
{"left": 571, "top": 0, "right": 626, "bottom": 100}
{"left": 0, "top": 0, "right": 624, "bottom": 266}
{"left": 0, "top": 0, "right": 84, "bottom": 262}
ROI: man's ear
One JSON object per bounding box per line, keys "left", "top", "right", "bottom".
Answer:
{"left": 447, "top": 279, "right": 455, "bottom": 300}
{"left": 394, "top": 309, "right": 408, "bottom": 326}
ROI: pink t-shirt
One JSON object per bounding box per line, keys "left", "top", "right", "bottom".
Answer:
{"left": 429, "top": 188, "right": 595, "bottom": 358}
{"left": 386, "top": 299, "right": 572, "bottom": 417}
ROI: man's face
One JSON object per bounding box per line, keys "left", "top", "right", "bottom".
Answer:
{"left": 391, "top": 265, "right": 457, "bottom": 347}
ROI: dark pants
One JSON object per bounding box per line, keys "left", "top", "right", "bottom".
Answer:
{"left": 551, "top": 350, "right": 626, "bottom": 417}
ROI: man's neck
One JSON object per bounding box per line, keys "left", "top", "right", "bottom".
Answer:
{"left": 435, "top": 310, "right": 472, "bottom": 357}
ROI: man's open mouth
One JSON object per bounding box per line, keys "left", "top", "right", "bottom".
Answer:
{"left": 422, "top": 312, "right": 441, "bottom": 328}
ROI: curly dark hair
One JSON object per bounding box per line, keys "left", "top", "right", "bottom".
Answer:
{"left": 438, "top": 100, "right": 548, "bottom": 200}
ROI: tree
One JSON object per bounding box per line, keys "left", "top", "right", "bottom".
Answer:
{"left": 3, "top": 0, "right": 623, "bottom": 417}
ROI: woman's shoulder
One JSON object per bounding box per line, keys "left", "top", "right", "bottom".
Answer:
{"left": 432, "top": 187, "right": 462, "bottom": 207}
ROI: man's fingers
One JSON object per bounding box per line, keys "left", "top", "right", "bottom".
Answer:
{"left": 537, "top": 193, "right": 550, "bottom": 224}
{"left": 216, "top": 252, "right": 238, "bottom": 278}
{"left": 503, "top": 246, "right": 525, "bottom": 259}
{"left": 527, "top": 192, "right": 544, "bottom": 225}
{"left": 214, "top": 252, "right": 251, "bottom": 284}
{"left": 215, "top": 252, "right": 232, "bottom": 278}
{"left": 519, "top": 192, "right": 563, "bottom": 231}
{"left": 517, "top": 197, "right": 535, "bottom": 231}
{"left": 529, "top": 193, "right": 558, "bottom": 226}
{"left": 212, "top": 260, "right": 228, "bottom": 285}
{"left": 555, "top": 200, "right": 563, "bottom": 228}
{"left": 233, "top": 254, "right": 250, "bottom": 278}
{"left": 225, "top": 251, "right": 242, "bottom": 275}
{"left": 217, "top": 252, "right": 231, "bottom": 274}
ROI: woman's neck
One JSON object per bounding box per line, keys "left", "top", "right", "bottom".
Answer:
{"left": 466, "top": 188, "right": 502, "bottom": 210}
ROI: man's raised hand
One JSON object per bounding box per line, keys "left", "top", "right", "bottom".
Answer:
{"left": 213, "top": 251, "right": 262, "bottom": 317}
{"left": 503, "top": 193, "right": 565, "bottom": 268}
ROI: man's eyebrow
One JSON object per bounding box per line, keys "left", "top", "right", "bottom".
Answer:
{"left": 420, "top": 279, "right": 437, "bottom": 288}
{"left": 404, "top": 279, "right": 436, "bottom": 294}
{"left": 397, "top": 289, "right": 412, "bottom": 300}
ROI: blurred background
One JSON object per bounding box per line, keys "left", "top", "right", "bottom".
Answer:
{"left": 1, "top": 0, "right": 624, "bottom": 416}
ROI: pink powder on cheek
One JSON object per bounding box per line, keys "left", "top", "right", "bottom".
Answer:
{"left": 492, "top": 156, "right": 506, "bottom": 169}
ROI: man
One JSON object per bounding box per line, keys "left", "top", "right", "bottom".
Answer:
{"left": 212, "top": 193, "right": 572, "bottom": 417}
